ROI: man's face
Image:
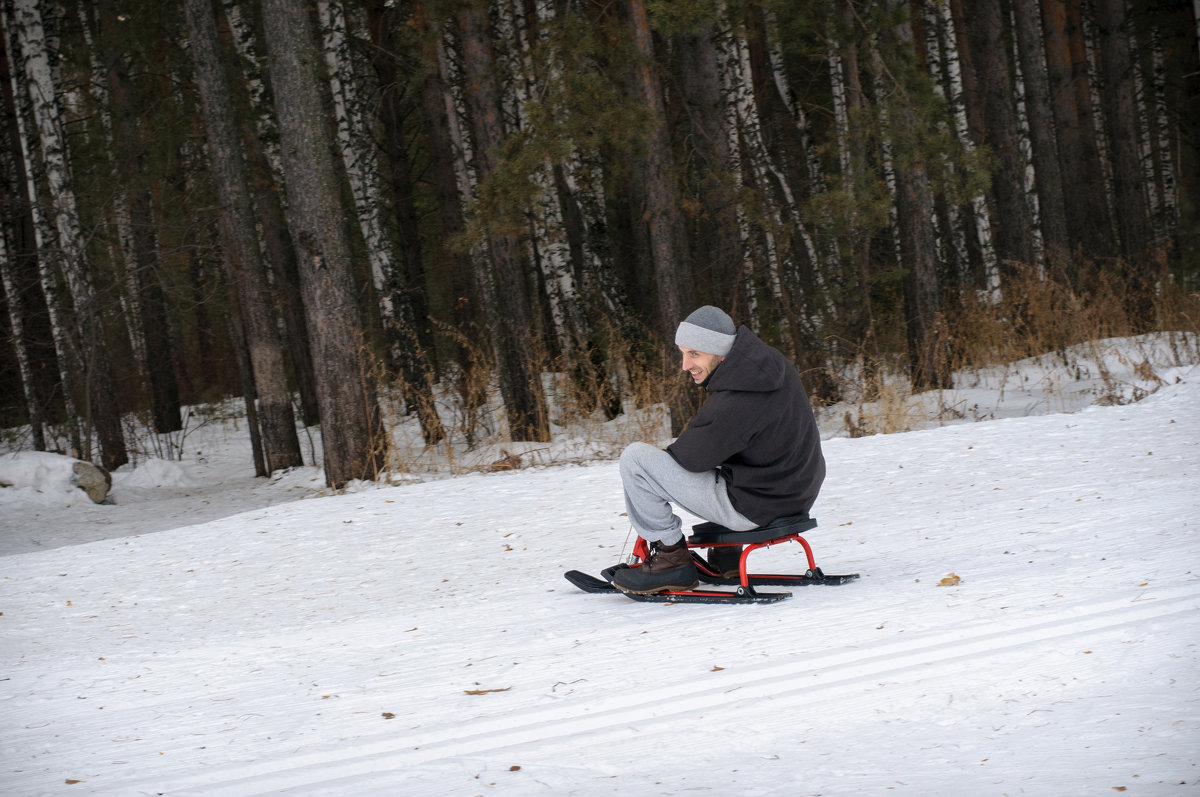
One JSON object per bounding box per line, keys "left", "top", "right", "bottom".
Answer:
{"left": 679, "top": 346, "right": 724, "bottom": 385}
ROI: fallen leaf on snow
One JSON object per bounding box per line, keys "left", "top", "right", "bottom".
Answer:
{"left": 938, "top": 573, "right": 961, "bottom": 587}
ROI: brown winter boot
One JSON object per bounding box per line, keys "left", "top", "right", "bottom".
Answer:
{"left": 611, "top": 538, "right": 699, "bottom": 594}
{"left": 706, "top": 545, "right": 744, "bottom": 578}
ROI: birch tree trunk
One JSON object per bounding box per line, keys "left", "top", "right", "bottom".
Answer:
{"left": 259, "top": 0, "right": 386, "bottom": 487}
{"left": 325, "top": 0, "right": 444, "bottom": 446}
{"left": 185, "top": 0, "right": 303, "bottom": 475}
{"left": 457, "top": 2, "right": 550, "bottom": 442}
{"left": 955, "top": 0, "right": 1036, "bottom": 277}
{"left": 9, "top": 0, "right": 126, "bottom": 470}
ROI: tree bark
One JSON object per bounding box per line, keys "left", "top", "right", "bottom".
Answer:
{"left": 1042, "top": 0, "right": 1115, "bottom": 258}
{"left": 955, "top": 0, "right": 1036, "bottom": 276}
{"left": 623, "top": 0, "right": 694, "bottom": 433}
{"left": 9, "top": 0, "right": 127, "bottom": 470}
{"left": 1094, "top": 0, "right": 1154, "bottom": 262}
{"left": 457, "top": 2, "right": 550, "bottom": 442}
{"left": 185, "top": 0, "right": 303, "bottom": 474}
{"left": 219, "top": 0, "right": 320, "bottom": 427}
{"left": 1012, "top": 0, "right": 1071, "bottom": 257}
{"left": 885, "top": 1, "right": 950, "bottom": 390}
{"left": 95, "top": 0, "right": 183, "bottom": 435}
{"left": 259, "top": 0, "right": 386, "bottom": 487}
{"left": 675, "top": 23, "right": 741, "bottom": 305}
{"left": 329, "top": 0, "right": 444, "bottom": 446}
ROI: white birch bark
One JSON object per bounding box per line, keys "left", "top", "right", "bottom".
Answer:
{"left": 1006, "top": 6, "right": 1045, "bottom": 265}
{"left": 495, "top": 0, "right": 582, "bottom": 355}
{"left": 317, "top": 0, "right": 397, "bottom": 321}
{"left": 222, "top": 0, "right": 285, "bottom": 189}
{"left": 718, "top": 16, "right": 833, "bottom": 343}
{"left": 936, "top": 0, "right": 998, "bottom": 300}
{"left": 439, "top": 20, "right": 514, "bottom": 355}
{"left": 12, "top": 0, "right": 98, "bottom": 325}
{"left": 75, "top": 1, "right": 149, "bottom": 371}
{"left": 2, "top": 12, "right": 82, "bottom": 454}
{"left": 763, "top": 10, "right": 842, "bottom": 284}
{"left": 1131, "top": 25, "right": 1174, "bottom": 239}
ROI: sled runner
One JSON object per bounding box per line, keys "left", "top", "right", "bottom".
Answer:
{"left": 564, "top": 514, "right": 859, "bottom": 604}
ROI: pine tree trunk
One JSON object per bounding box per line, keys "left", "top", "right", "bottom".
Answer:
{"left": 675, "top": 23, "right": 741, "bottom": 304}
{"left": 1158, "top": 0, "right": 1200, "bottom": 270}
{"left": 1012, "top": 0, "right": 1071, "bottom": 258}
{"left": 1094, "top": 0, "right": 1153, "bottom": 262}
{"left": 623, "top": 0, "right": 693, "bottom": 433}
{"left": 185, "top": 0, "right": 303, "bottom": 474}
{"left": 259, "top": 0, "right": 386, "bottom": 487}
{"left": 411, "top": 2, "right": 488, "bottom": 439}
{"left": 9, "top": 0, "right": 126, "bottom": 470}
{"left": 220, "top": 0, "right": 320, "bottom": 427}
{"left": 0, "top": 230, "right": 46, "bottom": 448}
{"left": 95, "top": 0, "right": 182, "bottom": 436}
{"left": 1042, "top": 0, "right": 1115, "bottom": 258}
{"left": 457, "top": 3, "right": 550, "bottom": 442}
{"left": 885, "top": 1, "right": 949, "bottom": 390}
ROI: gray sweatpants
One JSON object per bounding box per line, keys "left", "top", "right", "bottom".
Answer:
{"left": 619, "top": 442, "right": 757, "bottom": 544}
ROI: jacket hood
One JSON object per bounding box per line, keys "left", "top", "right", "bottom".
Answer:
{"left": 705, "top": 326, "right": 786, "bottom": 393}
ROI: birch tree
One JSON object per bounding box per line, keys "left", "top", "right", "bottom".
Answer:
{"left": 321, "top": 0, "right": 444, "bottom": 446}
{"left": 954, "top": 0, "right": 1036, "bottom": 278}
{"left": 8, "top": 0, "right": 127, "bottom": 470}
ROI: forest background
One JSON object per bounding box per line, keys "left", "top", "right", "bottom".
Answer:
{"left": 1, "top": 0, "right": 1197, "bottom": 488}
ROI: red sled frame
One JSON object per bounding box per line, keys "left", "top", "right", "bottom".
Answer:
{"left": 630, "top": 514, "right": 858, "bottom": 590}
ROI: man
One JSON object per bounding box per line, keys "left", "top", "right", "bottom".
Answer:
{"left": 611, "top": 306, "right": 826, "bottom": 594}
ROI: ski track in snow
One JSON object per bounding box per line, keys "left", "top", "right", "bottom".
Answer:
{"left": 2, "top": 362, "right": 1198, "bottom": 795}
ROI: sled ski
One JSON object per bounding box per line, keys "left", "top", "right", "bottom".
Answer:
{"left": 562, "top": 569, "right": 791, "bottom": 604}
{"left": 564, "top": 514, "right": 858, "bottom": 604}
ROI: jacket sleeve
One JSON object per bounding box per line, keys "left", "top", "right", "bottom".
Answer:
{"left": 665, "top": 395, "right": 751, "bottom": 473}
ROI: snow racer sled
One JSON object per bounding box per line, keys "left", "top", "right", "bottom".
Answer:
{"left": 564, "top": 514, "right": 859, "bottom": 604}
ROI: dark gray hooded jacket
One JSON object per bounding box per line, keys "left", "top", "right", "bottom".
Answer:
{"left": 667, "top": 326, "right": 825, "bottom": 525}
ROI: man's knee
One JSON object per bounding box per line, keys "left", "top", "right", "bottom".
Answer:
{"left": 619, "top": 441, "right": 657, "bottom": 480}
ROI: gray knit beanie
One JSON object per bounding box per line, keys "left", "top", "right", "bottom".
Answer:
{"left": 675, "top": 306, "right": 736, "bottom": 356}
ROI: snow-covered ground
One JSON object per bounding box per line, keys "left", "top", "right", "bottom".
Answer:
{"left": 1, "top": 335, "right": 1198, "bottom": 795}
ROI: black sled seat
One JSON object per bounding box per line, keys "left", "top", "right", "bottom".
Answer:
{"left": 680, "top": 514, "right": 858, "bottom": 588}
